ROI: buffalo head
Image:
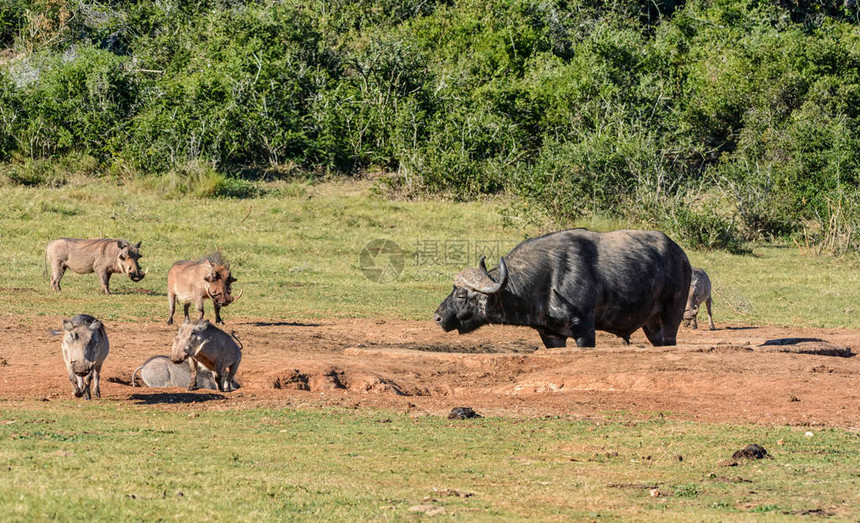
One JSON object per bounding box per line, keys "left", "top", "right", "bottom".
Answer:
{"left": 434, "top": 257, "right": 508, "bottom": 334}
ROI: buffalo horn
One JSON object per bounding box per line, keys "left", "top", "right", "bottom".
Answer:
{"left": 455, "top": 257, "right": 508, "bottom": 294}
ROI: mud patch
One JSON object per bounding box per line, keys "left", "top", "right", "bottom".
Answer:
{"left": 760, "top": 339, "right": 853, "bottom": 357}
{"left": 695, "top": 344, "right": 753, "bottom": 354}
{"left": 0, "top": 287, "right": 36, "bottom": 294}
{"left": 272, "top": 370, "right": 310, "bottom": 391}
{"left": 386, "top": 342, "right": 538, "bottom": 354}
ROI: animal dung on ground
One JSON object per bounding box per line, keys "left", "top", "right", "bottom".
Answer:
{"left": 448, "top": 407, "right": 482, "bottom": 419}
{"left": 720, "top": 444, "right": 772, "bottom": 466}
{"left": 732, "top": 444, "right": 770, "bottom": 460}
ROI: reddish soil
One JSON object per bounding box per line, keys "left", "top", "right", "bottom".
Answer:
{"left": 2, "top": 316, "right": 859, "bottom": 427}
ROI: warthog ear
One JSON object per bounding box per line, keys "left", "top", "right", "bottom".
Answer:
{"left": 195, "top": 320, "right": 210, "bottom": 332}
{"left": 227, "top": 276, "right": 237, "bottom": 284}
{"left": 134, "top": 241, "right": 142, "bottom": 249}
{"left": 62, "top": 319, "right": 74, "bottom": 331}
{"left": 89, "top": 320, "right": 102, "bottom": 332}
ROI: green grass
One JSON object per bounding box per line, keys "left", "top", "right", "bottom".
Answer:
{"left": 1, "top": 178, "right": 859, "bottom": 328}
{"left": 0, "top": 402, "right": 857, "bottom": 520}
{"left": 3, "top": 179, "right": 860, "bottom": 520}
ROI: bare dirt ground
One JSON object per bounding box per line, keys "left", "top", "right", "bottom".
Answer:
{"left": 2, "top": 315, "right": 859, "bottom": 427}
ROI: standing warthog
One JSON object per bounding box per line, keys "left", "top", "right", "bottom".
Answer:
{"left": 61, "top": 314, "right": 109, "bottom": 399}
{"left": 683, "top": 267, "right": 715, "bottom": 330}
{"left": 170, "top": 319, "right": 242, "bottom": 392}
{"left": 167, "top": 252, "right": 242, "bottom": 325}
{"left": 131, "top": 355, "right": 219, "bottom": 390}
{"left": 435, "top": 229, "right": 691, "bottom": 348}
{"left": 46, "top": 238, "right": 145, "bottom": 294}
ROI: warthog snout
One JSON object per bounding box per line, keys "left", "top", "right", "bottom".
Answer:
{"left": 69, "top": 360, "right": 92, "bottom": 376}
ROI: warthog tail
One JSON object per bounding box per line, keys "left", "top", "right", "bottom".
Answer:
{"left": 131, "top": 364, "right": 144, "bottom": 387}
{"left": 230, "top": 330, "right": 244, "bottom": 350}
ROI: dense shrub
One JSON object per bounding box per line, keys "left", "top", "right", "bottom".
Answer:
{"left": 1, "top": 0, "right": 860, "bottom": 250}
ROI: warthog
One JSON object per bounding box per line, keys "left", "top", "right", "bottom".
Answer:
{"left": 167, "top": 251, "right": 242, "bottom": 325}
{"left": 61, "top": 314, "right": 109, "bottom": 399}
{"left": 46, "top": 238, "right": 145, "bottom": 294}
{"left": 170, "top": 319, "right": 242, "bottom": 392}
{"left": 683, "top": 267, "right": 715, "bottom": 330}
{"left": 435, "top": 229, "right": 691, "bottom": 347}
{"left": 131, "top": 355, "right": 219, "bottom": 390}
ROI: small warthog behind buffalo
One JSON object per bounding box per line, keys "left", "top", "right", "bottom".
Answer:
{"left": 131, "top": 355, "right": 219, "bottom": 390}
{"left": 167, "top": 251, "right": 242, "bottom": 325}
{"left": 46, "top": 238, "right": 145, "bottom": 294}
{"left": 61, "top": 314, "right": 109, "bottom": 399}
{"left": 170, "top": 319, "right": 242, "bottom": 392}
{"left": 683, "top": 267, "right": 715, "bottom": 330}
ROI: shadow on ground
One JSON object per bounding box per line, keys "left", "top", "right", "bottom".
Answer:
{"left": 129, "top": 392, "right": 226, "bottom": 404}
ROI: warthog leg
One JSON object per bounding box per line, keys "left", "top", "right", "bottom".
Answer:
{"left": 187, "top": 357, "right": 200, "bottom": 391}
{"left": 98, "top": 272, "right": 113, "bottom": 295}
{"left": 51, "top": 262, "right": 66, "bottom": 292}
{"left": 92, "top": 363, "right": 102, "bottom": 399}
{"left": 705, "top": 297, "right": 715, "bottom": 330}
{"left": 167, "top": 291, "right": 176, "bottom": 325}
{"left": 214, "top": 303, "right": 223, "bottom": 325}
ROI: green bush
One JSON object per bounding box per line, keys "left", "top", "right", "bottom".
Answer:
{"left": 1, "top": 0, "right": 860, "bottom": 247}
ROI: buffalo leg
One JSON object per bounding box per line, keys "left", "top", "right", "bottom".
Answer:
{"left": 187, "top": 358, "right": 200, "bottom": 391}
{"left": 570, "top": 318, "right": 596, "bottom": 348}
{"left": 167, "top": 291, "right": 176, "bottom": 325}
{"left": 537, "top": 329, "right": 567, "bottom": 348}
{"left": 214, "top": 303, "right": 223, "bottom": 325}
{"left": 572, "top": 330, "right": 596, "bottom": 348}
{"left": 705, "top": 297, "right": 715, "bottom": 330}
{"left": 51, "top": 262, "right": 66, "bottom": 292}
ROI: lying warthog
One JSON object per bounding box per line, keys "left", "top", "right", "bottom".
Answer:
{"left": 131, "top": 355, "right": 220, "bottom": 390}
{"left": 683, "top": 267, "right": 715, "bottom": 330}
{"left": 170, "top": 319, "right": 242, "bottom": 392}
{"left": 167, "top": 251, "right": 242, "bottom": 325}
{"left": 61, "top": 314, "right": 109, "bottom": 399}
{"left": 46, "top": 238, "right": 145, "bottom": 294}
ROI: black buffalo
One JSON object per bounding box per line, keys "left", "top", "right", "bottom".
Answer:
{"left": 434, "top": 229, "right": 692, "bottom": 348}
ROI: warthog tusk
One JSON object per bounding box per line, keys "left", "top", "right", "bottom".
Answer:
{"left": 204, "top": 281, "right": 216, "bottom": 300}
{"left": 193, "top": 339, "right": 209, "bottom": 357}
{"left": 231, "top": 289, "right": 243, "bottom": 303}
{"left": 143, "top": 267, "right": 149, "bottom": 275}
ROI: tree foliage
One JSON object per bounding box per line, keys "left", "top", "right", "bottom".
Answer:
{"left": 2, "top": 0, "right": 860, "bottom": 249}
